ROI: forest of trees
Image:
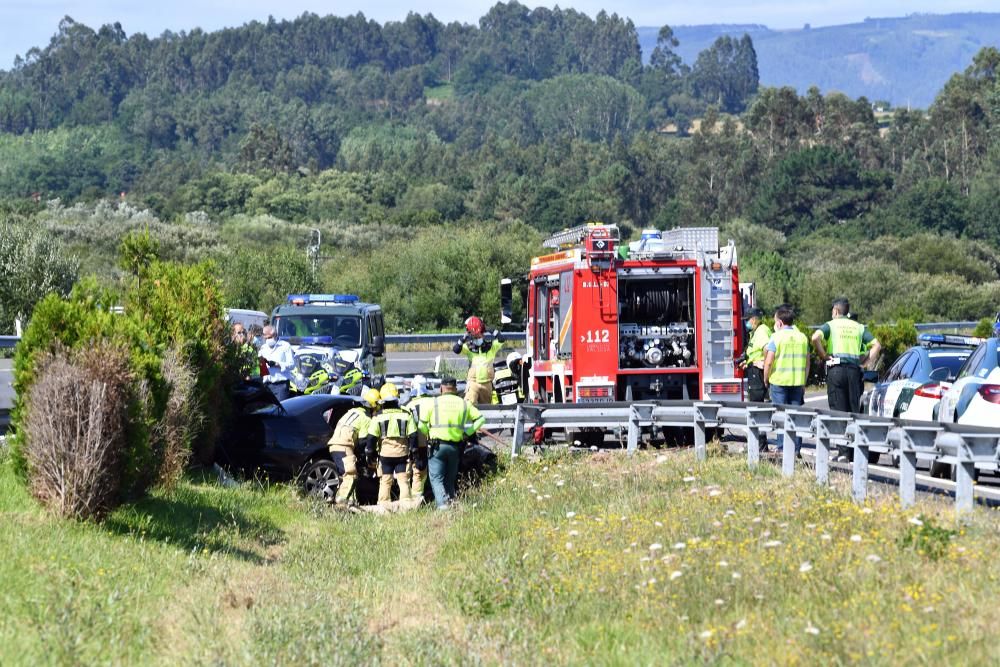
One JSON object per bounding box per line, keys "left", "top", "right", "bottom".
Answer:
{"left": 1, "top": 2, "right": 999, "bottom": 331}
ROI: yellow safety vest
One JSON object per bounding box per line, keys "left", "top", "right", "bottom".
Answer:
{"left": 746, "top": 322, "right": 772, "bottom": 365}
{"left": 367, "top": 407, "right": 417, "bottom": 458}
{"left": 769, "top": 327, "right": 809, "bottom": 387}
{"left": 824, "top": 318, "right": 867, "bottom": 365}
{"left": 416, "top": 393, "right": 485, "bottom": 443}
{"left": 328, "top": 407, "right": 371, "bottom": 448}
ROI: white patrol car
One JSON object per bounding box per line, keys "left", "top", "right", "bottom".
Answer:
{"left": 865, "top": 334, "right": 979, "bottom": 422}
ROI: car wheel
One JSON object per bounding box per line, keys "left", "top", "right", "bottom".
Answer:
{"left": 301, "top": 459, "right": 341, "bottom": 503}
{"left": 867, "top": 450, "right": 881, "bottom": 465}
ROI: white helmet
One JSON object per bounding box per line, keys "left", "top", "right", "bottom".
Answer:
{"left": 411, "top": 374, "right": 428, "bottom": 397}
{"left": 506, "top": 351, "right": 522, "bottom": 366}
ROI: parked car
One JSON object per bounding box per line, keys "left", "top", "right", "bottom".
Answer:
{"left": 217, "top": 382, "right": 498, "bottom": 502}
{"left": 937, "top": 337, "right": 1000, "bottom": 428}
{"left": 865, "top": 334, "right": 978, "bottom": 422}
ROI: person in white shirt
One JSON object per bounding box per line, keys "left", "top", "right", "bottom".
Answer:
{"left": 258, "top": 324, "right": 295, "bottom": 401}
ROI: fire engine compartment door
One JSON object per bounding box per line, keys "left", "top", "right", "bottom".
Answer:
{"left": 617, "top": 269, "right": 697, "bottom": 370}
{"left": 533, "top": 271, "right": 574, "bottom": 361}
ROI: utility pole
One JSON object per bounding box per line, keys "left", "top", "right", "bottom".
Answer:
{"left": 307, "top": 228, "right": 321, "bottom": 277}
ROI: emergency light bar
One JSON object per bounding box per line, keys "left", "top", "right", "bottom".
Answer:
{"left": 918, "top": 333, "right": 983, "bottom": 348}
{"left": 286, "top": 294, "right": 360, "bottom": 305}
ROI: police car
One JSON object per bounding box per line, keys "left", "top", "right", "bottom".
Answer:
{"left": 270, "top": 294, "right": 385, "bottom": 374}
{"left": 865, "top": 334, "right": 979, "bottom": 421}
{"left": 937, "top": 336, "right": 1000, "bottom": 427}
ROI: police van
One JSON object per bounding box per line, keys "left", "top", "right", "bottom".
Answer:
{"left": 270, "top": 294, "right": 385, "bottom": 374}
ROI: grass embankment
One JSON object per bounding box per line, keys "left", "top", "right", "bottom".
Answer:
{"left": 2, "top": 448, "right": 999, "bottom": 665}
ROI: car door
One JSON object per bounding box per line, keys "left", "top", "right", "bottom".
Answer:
{"left": 871, "top": 352, "right": 909, "bottom": 416}
{"left": 941, "top": 343, "right": 986, "bottom": 422}
{"left": 882, "top": 352, "right": 921, "bottom": 417}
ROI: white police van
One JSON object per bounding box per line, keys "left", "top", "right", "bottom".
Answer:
{"left": 269, "top": 294, "right": 385, "bottom": 374}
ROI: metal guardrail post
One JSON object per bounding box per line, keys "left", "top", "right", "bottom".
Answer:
{"left": 744, "top": 406, "right": 775, "bottom": 468}
{"left": 935, "top": 433, "right": 974, "bottom": 513}
{"left": 511, "top": 405, "right": 541, "bottom": 458}
{"left": 814, "top": 416, "right": 851, "bottom": 486}
{"left": 850, "top": 420, "right": 890, "bottom": 503}
{"left": 893, "top": 425, "right": 942, "bottom": 509}
{"left": 693, "top": 403, "right": 721, "bottom": 461}
{"left": 626, "top": 404, "right": 655, "bottom": 456}
{"left": 781, "top": 410, "right": 816, "bottom": 478}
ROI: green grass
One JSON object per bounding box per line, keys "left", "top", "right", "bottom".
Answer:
{"left": 3, "top": 447, "right": 1000, "bottom": 665}
{"left": 423, "top": 84, "right": 454, "bottom": 102}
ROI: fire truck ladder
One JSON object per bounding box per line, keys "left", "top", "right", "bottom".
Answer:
{"left": 542, "top": 223, "right": 619, "bottom": 249}
{"left": 703, "top": 258, "right": 736, "bottom": 380}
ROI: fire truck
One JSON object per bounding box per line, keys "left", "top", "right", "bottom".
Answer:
{"left": 509, "top": 224, "right": 748, "bottom": 405}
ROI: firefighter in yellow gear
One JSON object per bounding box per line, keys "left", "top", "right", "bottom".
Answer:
{"left": 403, "top": 375, "right": 432, "bottom": 500}
{"left": 452, "top": 315, "right": 505, "bottom": 404}
{"left": 364, "top": 383, "right": 419, "bottom": 507}
{"left": 327, "top": 387, "right": 380, "bottom": 506}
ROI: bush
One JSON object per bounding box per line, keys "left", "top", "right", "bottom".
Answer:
{"left": 22, "top": 344, "right": 132, "bottom": 519}
{"left": 871, "top": 319, "right": 918, "bottom": 372}
{"left": 11, "top": 260, "right": 231, "bottom": 513}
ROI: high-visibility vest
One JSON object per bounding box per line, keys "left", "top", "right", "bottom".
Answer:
{"left": 769, "top": 327, "right": 809, "bottom": 387}
{"left": 746, "top": 323, "right": 772, "bottom": 365}
{"left": 328, "top": 407, "right": 371, "bottom": 448}
{"left": 824, "top": 318, "right": 867, "bottom": 365}
{"left": 416, "top": 393, "right": 484, "bottom": 443}
{"left": 405, "top": 396, "right": 433, "bottom": 447}
{"left": 462, "top": 341, "right": 503, "bottom": 383}
{"left": 367, "top": 407, "right": 417, "bottom": 457}
{"left": 491, "top": 365, "right": 523, "bottom": 404}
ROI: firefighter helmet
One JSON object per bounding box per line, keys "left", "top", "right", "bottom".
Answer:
{"left": 378, "top": 382, "right": 400, "bottom": 402}
{"left": 361, "top": 387, "right": 380, "bottom": 408}
{"left": 506, "top": 351, "right": 522, "bottom": 367}
{"left": 465, "top": 315, "right": 485, "bottom": 337}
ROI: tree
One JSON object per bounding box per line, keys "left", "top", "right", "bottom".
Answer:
{"left": 689, "top": 34, "right": 759, "bottom": 114}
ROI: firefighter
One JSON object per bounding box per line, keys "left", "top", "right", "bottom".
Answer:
{"left": 763, "top": 305, "right": 810, "bottom": 455}
{"left": 811, "top": 298, "right": 881, "bottom": 461}
{"left": 741, "top": 307, "right": 771, "bottom": 402}
{"left": 453, "top": 316, "right": 504, "bottom": 404}
{"left": 403, "top": 375, "right": 432, "bottom": 501}
{"left": 365, "top": 383, "right": 419, "bottom": 507}
{"left": 491, "top": 352, "right": 526, "bottom": 404}
{"left": 415, "top": 376, "right": 485, "bottom": 510}
{"left": 327, "top": 387, "right": 381, "bottom": 507}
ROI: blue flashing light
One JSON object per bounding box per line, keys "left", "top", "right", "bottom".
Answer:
{"left": 919, "top": 333, "right": 983, "bottom": 348}
{"left": 299, "top": 335, "right": 335, "bottom": 345}
{"left": 286, "top": 293, "right": 360, "bottom": 305}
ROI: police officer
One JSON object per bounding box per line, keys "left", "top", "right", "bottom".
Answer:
{"left": 742, "top": 307, "right": 771, "bottom": 402}
{"left": 365, "top": 383, "right": 418, "bottom": 508}
{"left": 415, "top": 376, "right": 485, "bottom": 510}
{"left": 453, "top": 316, "right": 504, "bottom": 404}
{"left": 403, "top": 375, "right": 432, "bottom": 501}
{"left": 327, "top": 387, "right": 381, "bottom": 507}
{"left": 811, "top": 298, "right": 880, "bottom": 461}
{"left": 763, "top": 305, "right": 810, "bottom": 455}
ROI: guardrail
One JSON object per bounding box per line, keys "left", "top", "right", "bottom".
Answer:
{"left": 477, "top": 400, "right": 1000, "bottom": 514}
{"left": 385, "top": 332, "right": 526, "bottom": 345}
{"left": 0, "top": 322, "right": 982, "bottom": 349}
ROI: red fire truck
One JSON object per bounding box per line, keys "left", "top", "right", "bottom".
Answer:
{"left": 511, "top": 224, "right": 748, "bottom": 405}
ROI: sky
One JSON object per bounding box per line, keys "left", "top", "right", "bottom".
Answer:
{"left": 1, "top": 0, "right": 997, "bottom": 68}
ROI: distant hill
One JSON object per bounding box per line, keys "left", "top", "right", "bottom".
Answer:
{"left": 638, "top": 13, "right": 1000, "bottom": 108}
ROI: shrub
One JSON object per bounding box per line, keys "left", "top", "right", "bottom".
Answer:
{"left": 22, "top": 344, "right": 132, "bottom": 519}
{"left": 151, "top": 348, "right": 201, "bottom": 490}
{"left": 871, "top": 319, "right": 918, "bottom": 371}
